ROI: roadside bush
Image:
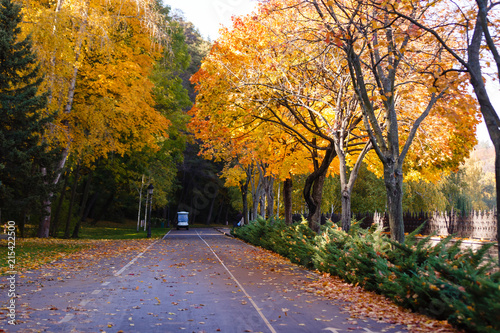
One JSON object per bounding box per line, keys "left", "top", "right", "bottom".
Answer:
{"left": 233, "top": 217, "right": 316, "bottom": 268}
{"left": 381, "top": 230, "right": 500, "bottom": 333}
{"left": 233, "top": 218, "right": 500, "bottom": 333}
{"left": 313, "top": 221, "right": 392, "bottom": 291}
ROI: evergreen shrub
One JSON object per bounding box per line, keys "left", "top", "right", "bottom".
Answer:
{"left": 233, "top": 216, "right": 316, "bottom": 268}
{"left": 232, "top": 218, "right": 500, "bottom": 333}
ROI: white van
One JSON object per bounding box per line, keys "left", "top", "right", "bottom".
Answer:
{"left": 177, "top": 211, "right": 189, "bottom": 230}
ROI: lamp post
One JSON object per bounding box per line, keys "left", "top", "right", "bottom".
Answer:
{"left": 147, "top": 184, "right": 154, "bottom": 238}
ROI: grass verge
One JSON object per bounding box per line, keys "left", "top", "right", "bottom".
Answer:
{"left": 0, "top": 221, "right": 229, "bottom": 275}
{"left": 0, "top": 220, "right": 171, "bottom": 275}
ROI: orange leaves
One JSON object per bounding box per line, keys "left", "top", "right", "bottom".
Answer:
{"left": 192, "top": 0, "right": 343, "bottom": 178}
{"left": 326, "top": 31, "right": 332, "bottom": 44}
{"left": 192, "top": 0, "right": 479, "bottom": 188}
{"left": 406, "top": 23, "right": 421, "bottom": 38}
{"left": 325, "top": 31, "right": 343, "bottom": 47}
{"left": 190, "top": 10, "right": 286, "bottom": 172}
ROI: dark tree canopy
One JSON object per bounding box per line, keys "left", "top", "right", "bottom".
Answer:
{"left": 0, "top": 0, "right": 55, "bottom": 230}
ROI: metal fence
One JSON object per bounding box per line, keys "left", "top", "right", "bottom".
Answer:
{"left": 329, "top": 210, "right": 498, "bottom": 240}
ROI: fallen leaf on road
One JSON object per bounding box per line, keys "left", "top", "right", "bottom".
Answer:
{"left": 306, "top": 273, "right": 459, "bottom": 333}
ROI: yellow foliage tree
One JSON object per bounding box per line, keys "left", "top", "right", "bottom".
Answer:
{"left": 375, "top": 0, "right": 500, "bottom": 259}
{"left": 307, "top": 0, "right": 479, "bottom": 241}
{"left": 20, "top": 0, "right": 171, "bottom": 237}
{"left": 191, "top": 0, "right": 479, "bottom": 236}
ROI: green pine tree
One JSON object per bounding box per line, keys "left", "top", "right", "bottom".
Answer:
{"left": 0, "top": 0, "right": 55, "bottom": 235}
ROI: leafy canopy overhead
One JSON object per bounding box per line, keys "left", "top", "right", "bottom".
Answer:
{"left": 19, "top": 0, "right": 172, "bottom": 165}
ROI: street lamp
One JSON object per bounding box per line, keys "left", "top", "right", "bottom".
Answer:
{"left": 147, "top": 184, "right": 154, "bottom": 238}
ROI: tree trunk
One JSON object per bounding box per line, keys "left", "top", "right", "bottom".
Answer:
{"left": 64, "top": 167, "right": 80, "bottom": 238}
{"left": 340, "top": 188, "right": 352, "bottom": 232}
{"left": 206, "top": 192, "right": 217, "bottom": 225}
{"left": 144, "top": 189, "right": 151, "bottom": 231}
{"left": 38, "top": 191, "right": 54, "bottom": 237}
{"left": 304, "top": 144, "right": 336, "bottom": 232}
{"left": 72, "top": 171, "right": 93, "bottom": 238}
{"left": 20, "top": 212, "right": 27, "bottom": 238}
{"left": 137, "top": 175, "right": 144, "bottom": 231}
{"left": 466, "top": 7, "right": 500, "bottom": 261}
{"left": 336, "top": 139, "right": 372, "bottom": 232}
{"left": 241, "top": 184, "right": 249, "bottom": 225}
{"left": 265, "top": 176, "right": 275, "bottom": 218}
{"left": 384, "top": 163, "right": 405, "bottom": 243}
{"left": 224, "top": 204, "right": 229, "bottom": 225}
{"left": 38, "top": 147, "right": 69, "bottom": 237}
{"left": 241, "top": 166, "right": 251, "bottom": 225}
{"left": 50, "top": 170, "right": 69, "bottom": 237}
{"left": 91, "top": 192, "right": 114, "bottom": 226}
{"left": 259, "top": 195, "right": 266, "bottom": 218}
{"left": 495, "top": 142, "right": 500, "bottom": 260}
{"left": 83, "top": 192, "right": 97, "bottom": 224}
{"left": 214, "top": 202, "right": 223, "bottom": 225}
{"left": 38, "top": 170, "right": 51, "bottom": 237}
{"left": 338, "top": 148, "right": 351, "bottom": 232}
{"left": 284, "top": 177, "right": 293, "bottom": 225}
{"left": 78, "top": 171, "right": 93, "bottom": 218}
{"left": 306, "top": 172, "right": 327, "bottom": 232}
{"left": 189, "top": 194, "right": 196, "bottom": 225}
{"left": 276, "top": 181, "right": 281, "bottom": 219}
{"left": 251, "top": 166, "right": 263, "bottom": 220}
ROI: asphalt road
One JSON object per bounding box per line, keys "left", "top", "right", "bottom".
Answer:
{"left": 1, "top": 229, "right": 407, "bottom": 332}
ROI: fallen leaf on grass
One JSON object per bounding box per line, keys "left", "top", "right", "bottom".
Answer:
{"left": 2, "top": 239, "right": 157, "bottom": 276}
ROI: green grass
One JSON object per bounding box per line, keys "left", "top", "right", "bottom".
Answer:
{"left": 177, "top": 223, "right": 230, "bottom": 229}
{"left": 0, "top": 220, "right": 170, "bottom": 275}
{"left": 0, "top": 220, "right": 229, "bottom": 275}
{"left": 0, "top": 238, "right": 96, "bottom": 275}
{"left": 78, "top": 225, "right": 169, "bottom": 239}
{"left": 77, "top": 222, "right": 230, "bottom": 239}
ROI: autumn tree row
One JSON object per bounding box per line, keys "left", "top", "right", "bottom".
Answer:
{"left": 189, "top": 0, "right": 490, "bottom": 243}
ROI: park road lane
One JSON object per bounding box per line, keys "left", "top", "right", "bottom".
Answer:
{"left": 3, "top": 228, "right": 407, "bottom": 332}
